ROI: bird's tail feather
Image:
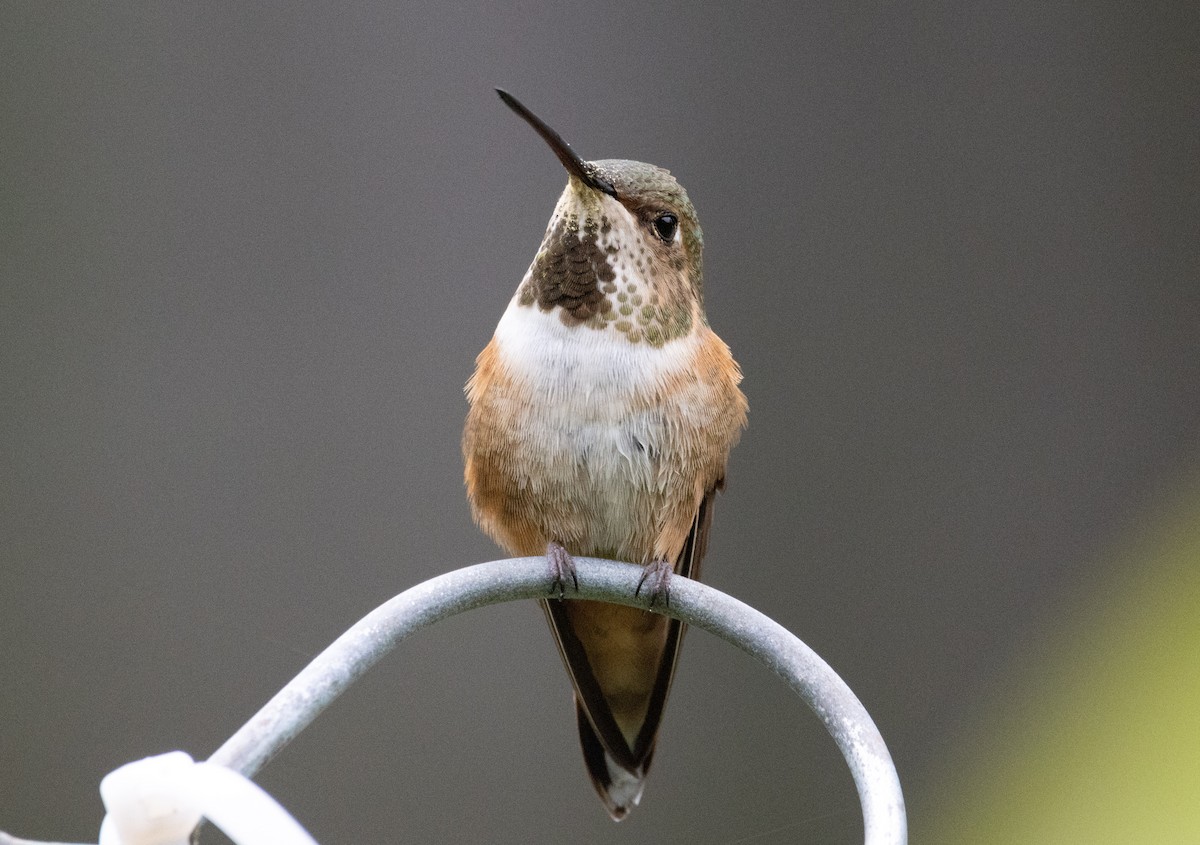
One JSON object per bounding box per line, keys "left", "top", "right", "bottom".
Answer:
{"left": 575, "top": 697, "right": 651, "bottom": 821}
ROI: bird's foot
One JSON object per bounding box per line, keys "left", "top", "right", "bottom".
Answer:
{"left": 547, "top": 541, "right": 579, "bottom": 599}
{"left": 635, "top": 559, "right": 673, "bottom": 608}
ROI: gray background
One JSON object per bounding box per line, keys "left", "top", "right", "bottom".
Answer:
{"left": 3, "top": 2, "right": 1197, "bottom": 843}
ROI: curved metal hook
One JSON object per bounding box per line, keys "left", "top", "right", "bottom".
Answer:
{"left": 207, "top": 557, "right": 907, "bottom": 844}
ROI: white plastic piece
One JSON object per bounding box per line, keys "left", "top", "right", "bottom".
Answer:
{"left": 99, "top": 752, "right": 201, "bottom": 845}
{"left": 98, "top": 752, "right": 318, "bottom": 845}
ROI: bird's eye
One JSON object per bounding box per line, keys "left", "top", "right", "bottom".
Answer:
{"left": 651, "top": 213, "right": 678, "bottom": 242}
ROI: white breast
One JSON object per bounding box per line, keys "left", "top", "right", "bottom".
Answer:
{"left": 493, "top": 297, "right": 702, "bottom": 400}
{"left": 490, "top": 300, "right": 704, "bottom": 555}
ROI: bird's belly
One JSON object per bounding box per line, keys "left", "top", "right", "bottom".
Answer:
{"left": 519, "top": 404, "right": 666, "bottom": 559}
{"left": 466, "top": 374, "right": 703, "bottom": 561}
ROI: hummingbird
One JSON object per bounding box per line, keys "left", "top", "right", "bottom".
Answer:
{"left": 463, "top": 90, "right": 747, "bottom": 819}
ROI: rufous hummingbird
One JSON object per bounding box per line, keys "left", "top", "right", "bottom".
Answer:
{"left": 463, "top": 90, "right": 747, "bottom": 819}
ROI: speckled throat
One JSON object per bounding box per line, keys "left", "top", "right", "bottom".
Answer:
{"left": 514, "top": 181, "right": 700, "bottom": 348}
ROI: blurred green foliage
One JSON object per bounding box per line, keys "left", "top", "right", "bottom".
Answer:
{"left": 927, "top": 478, "right": 1200, "bottom": 843}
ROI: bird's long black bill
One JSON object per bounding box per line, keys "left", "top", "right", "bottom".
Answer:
{"left": 496, "top": 89, "right": 617, "bottom": 197}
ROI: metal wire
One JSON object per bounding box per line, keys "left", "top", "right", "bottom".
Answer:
{"left": 2, "top": 557, "right": 906, "bottom": 844}
{"left": 208, "top": 557, "right": 906, "bottom": 844}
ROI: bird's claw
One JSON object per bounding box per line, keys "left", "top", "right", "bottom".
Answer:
{"left": 547, "top": 542, "right": 579, "bottom": 599}
{"left": 635, "top": 559, "right": 673, "bottom": 608}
